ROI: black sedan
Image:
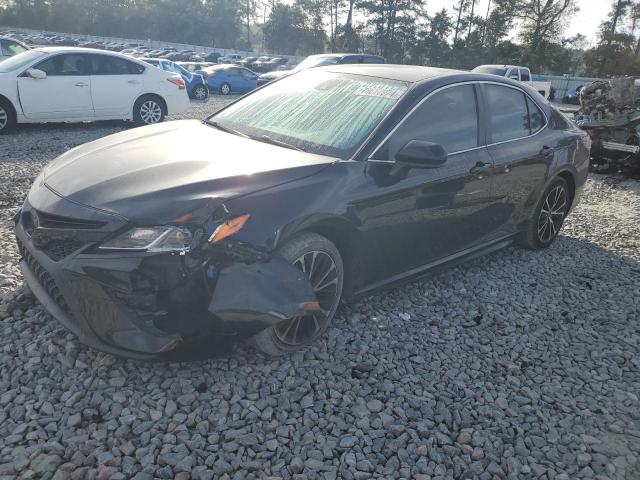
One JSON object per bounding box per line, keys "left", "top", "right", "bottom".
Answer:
{"left": 15, "top": 65, "right": 589, "bottom": 359}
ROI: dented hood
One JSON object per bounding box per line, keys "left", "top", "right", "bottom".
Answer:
{"left": 42, "top": 120, "right": 334, "bottom": 223}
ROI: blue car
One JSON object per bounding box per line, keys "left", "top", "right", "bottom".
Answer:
{"left": 198, "top": 65, "right": 258, "bottom": 95}
{"left": 140, "top": 58, "right": 209, "bottom": 100}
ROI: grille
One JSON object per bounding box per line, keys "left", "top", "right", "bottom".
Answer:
{"left": 34, "top": 210, "right": 106, "bottom": 230}
{"left": 40, "top": 239, "right": 85, "bottom": 262}
{"left": 17, "top": 238, "right": 71, "bottom": 314}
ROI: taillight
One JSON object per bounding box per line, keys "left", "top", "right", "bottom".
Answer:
{"left": 581, "top": 133, "right": 592, "bottom": 150}
{"left": 168, "top": 78, "right": 185, "bottom": 90}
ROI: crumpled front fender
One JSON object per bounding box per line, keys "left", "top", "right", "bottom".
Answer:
{"left": 208, "top": 253, "right": 319, "bottom": 335}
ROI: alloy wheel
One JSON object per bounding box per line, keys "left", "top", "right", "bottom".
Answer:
{"left": 274, "top": 250, "right": 340, "bottom": 346}
{"left": 0, "top": 106, "right": 7, "bottom": 131}
{"left": 139, "top": 101, "right": 162, "bottom": 124}
{"left": 194, "top": 86, "right": 208, "bottom": 100}
{"left": 220, "top": 84, "right": 230, "bottom": 95}
{"left": 537, "top": 185, "right": 567, "bottom": 243}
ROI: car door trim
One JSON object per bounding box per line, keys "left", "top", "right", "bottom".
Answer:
{"left": 366, "top": 80, "right": 549, "bottom": 164}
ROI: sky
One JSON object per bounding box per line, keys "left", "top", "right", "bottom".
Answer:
{"left": 427, "top": 0, "right": 609, "bottom": 47}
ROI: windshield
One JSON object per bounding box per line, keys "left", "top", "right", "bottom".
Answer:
{"left": 472, "top": 66, "right": 507, "bottom": 76}
{"left": 294, "top": 55, "right": 341, "bottom": 71}
{"left": 208, "top": 70, "right": 408, "bottom": 158}
{"left": 0, "top": 50, "right": 45, "bottom": 73}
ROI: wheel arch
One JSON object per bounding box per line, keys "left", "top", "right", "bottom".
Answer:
{"left": 279, "top": 215, "right": 361, "bottom": 299}
{"left": 0, "top": 94, "right": 17, "bottom": 120}
{"left": 134, "top": 93, "right": 167, "bottom": 115}
{"left": 556, "top": 169, "right": 576, "bottom": 210}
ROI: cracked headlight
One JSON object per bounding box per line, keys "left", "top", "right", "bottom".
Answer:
{"left": 100, "top": 226, "right": 193, "bottom": 252}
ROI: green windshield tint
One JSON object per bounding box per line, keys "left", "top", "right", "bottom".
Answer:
{"left": 212, "top": 71, "right": 408, "bottom": 158}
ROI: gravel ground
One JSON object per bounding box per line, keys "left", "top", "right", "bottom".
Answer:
{"left": 1, "top": 99, "right": 639, "bottom": 480}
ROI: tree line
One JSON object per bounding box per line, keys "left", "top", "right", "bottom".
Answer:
{"left": 1, "top": 0, "right": 639, "bottom": 76}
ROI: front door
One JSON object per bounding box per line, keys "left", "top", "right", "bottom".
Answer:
{"left": 89, "top": 54, "right": 145, "bottom": 117}
{"left": 18, "top": 53, "right": 93, "bottom": 119}
{"left": 354, "top": 83, "right": 501, "bottom": 285}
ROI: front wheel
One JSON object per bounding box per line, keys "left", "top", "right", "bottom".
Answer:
{"left": 133, "top": 95, "right": 165, "bottom": 126}
{"left": 518, "top": 177, "right": 570, "bottom": 249}
{"left": 251, "top": 233, "right": 344, "bottom": 356}
{"left": 219, "top": 83, "right": 231, "bottom": 95}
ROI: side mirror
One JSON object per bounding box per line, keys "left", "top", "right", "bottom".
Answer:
{"left": 395, "top": 140, "right": 448, "bottom": 168}
{"left": 26, "top": 68, "right": 46, "bottom": 80}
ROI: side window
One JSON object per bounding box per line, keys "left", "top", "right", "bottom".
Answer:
{"left": 34, "top": 54, "right": 91, "bottom": 76}
{"left": 1, "top": 40, "right": 27, "bottom": 56}
{"left": 92, "top": 55, "right": 144, "bottom": 75}
{"left": 240, "top": 68, "right": 255, "bottom": 78}
{"left": 485, "top": 84, "right": 530, "bottom": 143}
{"left": 550, "top": 107, "right": 572, "bottom": 130}
{"left": 376, "top": 84, "right": 479, "bottom": 159}
{"left": 519, "top": 68, "right": 531, "bottom": 82}
{"left": 227, "top": 67, "right": 241, "bottom": 76}
{"left": 507, "top": 69, "right": 520, "bottom": 80}
{"left": 527, "top": 97, "right": 545, "bottom": 134}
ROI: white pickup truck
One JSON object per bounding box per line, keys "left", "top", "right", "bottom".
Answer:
{"left": 472, "top": 65, "right": 553, "bottom": 99}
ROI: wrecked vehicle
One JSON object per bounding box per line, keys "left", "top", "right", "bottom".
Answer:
{"left": 15, "top": 65, "right": 589, "bottom": 359}
{"left": 574, "top": 77, "right": 640, "bottom": 173}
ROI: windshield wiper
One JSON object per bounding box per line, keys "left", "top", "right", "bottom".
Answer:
{"left": 205, "top": 120, "right": 249, "bottom": 138}
{"left": 257, "top": 135, "right": 306, "bottom": 152}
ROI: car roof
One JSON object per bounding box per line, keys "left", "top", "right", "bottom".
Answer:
{"left": 320, "top": 64, "right": 463, "bottom": 83}
{"left": 317, "top": 64, "right": 545, "bottom": 96}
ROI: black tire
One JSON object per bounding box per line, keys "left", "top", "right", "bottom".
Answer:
{"left": 0, "top": 98, "right": 16, "bottom": 134}
{"left": 219, "top": 82, "right": 231, "bottom": 95}
{"left": 133, "top": 95, "right": 166, "bottom": 126}
{"left": 251, "top": 232, "right": 344, "bottom": 356}
{"left": 518, "top": 177, "right": 570, "bottom": 250}
{"left": 193, "top": 85, "right": 208, "bottom": 101}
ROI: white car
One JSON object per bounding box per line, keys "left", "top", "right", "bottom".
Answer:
{"left": 0, "top": 47, "right": 190, "bottom": 133}
{"left": 0, "top": 37, "right": 30, "bottom": 62}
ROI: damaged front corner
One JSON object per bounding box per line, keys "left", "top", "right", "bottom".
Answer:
{"left": 208, "top": 253, "right": 319, "bottom": 333}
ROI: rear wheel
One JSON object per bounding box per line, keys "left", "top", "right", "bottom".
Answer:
{"left": 518, "top": 177, "right": 569, "bottom": 249}
{"left": 133, "top": 95, "right": 165, "bottom": 125}
{"left": 219, "top": 83, "right": 231, "bottom": 95}
{"left": 251, "top": 233, "right": 344, "bottom": 356}
{"left": 0, "top": 98, "right": 16, "bottom": 134}
{"left": 193, "top": 85, "right": 208, "bottom": 100}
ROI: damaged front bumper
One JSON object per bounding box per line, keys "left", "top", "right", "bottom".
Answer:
{"left": 14, "top": 198, "right": 318, "bottom": 359}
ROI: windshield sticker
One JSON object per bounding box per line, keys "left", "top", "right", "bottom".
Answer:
{"left": 354, "top": 84, "right": 405, "bottom": 99}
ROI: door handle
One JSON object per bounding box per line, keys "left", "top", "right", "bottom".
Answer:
{"left": 74, "top": 82, "right": 88, "bottom": 87}
{"left": 469, "top": 161, "right": 492, "bottom": 175}
{"left": 127, "top": 80, "right": 140, "bottom": 84}
{"left": 540, "top": 145, "right": 554, "bottom": 157}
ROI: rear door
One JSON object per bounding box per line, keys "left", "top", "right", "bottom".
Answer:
{"left": 18, "top": 53, "right": 93, "bottom": 119}
{"left": 89, "top": 54, "right": 145, "bottom": 117}
{"left": 481, "top": 83, "right": 560, "bottom": 234}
